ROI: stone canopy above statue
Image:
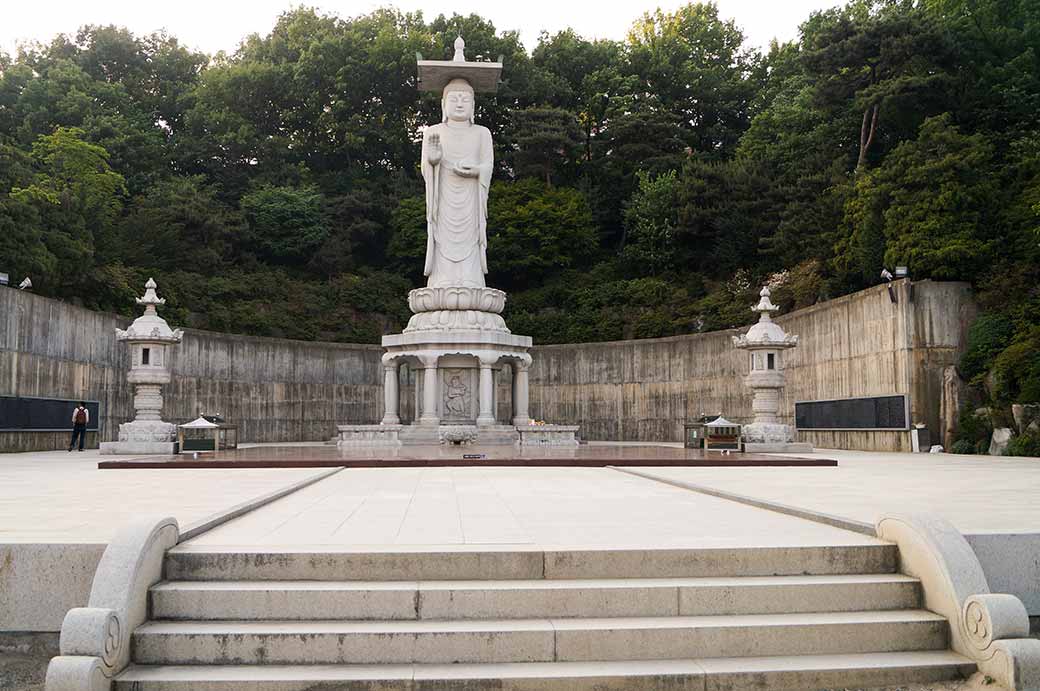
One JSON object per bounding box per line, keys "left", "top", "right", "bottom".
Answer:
{"left": 417, "top": 36, "right": 502, "bottom": 93}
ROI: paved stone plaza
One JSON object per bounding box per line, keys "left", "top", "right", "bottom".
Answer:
{"left": 0, "top": 447, "right": 327, "bottom": 542}
{"left": 5, "top": 443, "right": 1040, "bottom": 690}
{"left": 624, "top": 447, "right": 1040, "bottom": 533}
{"left": 182, "top": 462, "right": 880, "bottom": 548}
{"left": 0, "top": 445, "right": 1035, "bottom": 541}
{"left": 3, "top": 444, "right": 1038, "bottom": 544}
{"left": 5, "top": 443, "right": 1040, "bottom": 629}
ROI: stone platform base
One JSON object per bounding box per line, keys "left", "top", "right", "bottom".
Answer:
{"left": 338, "top": 423, "right": 562, "bottom": 446}
{"left": 476, "top": 424, "right": 521, "bottom": 445}
{"left": 99, "top": 441, "right": 178, "bottom": 455}
{"left": 97, "top": 444, "right": 836, "bottom": 469}
{"left": 743, "top": 441, "right": 814, "bottom": 453}
{"left": 337, "top": 425, "right": 402, "bottom": 447}
{"left": 400, "top": 425, "right": 442, "bottom": 445}
{"left": 402, "top": 424, "right": 519, "bottom": 446}
{"left": 518, "top": 424, "right": 580, "bottom": 446}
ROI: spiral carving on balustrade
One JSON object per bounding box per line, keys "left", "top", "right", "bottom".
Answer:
{"left": 964, "top": 597, "right": 991, "bottom": 650}
{"left": 962, "top": 593, "right": 1031, "bottom": 656}
{"left": 101, "top": 613, "right": 121, "bottom": 668}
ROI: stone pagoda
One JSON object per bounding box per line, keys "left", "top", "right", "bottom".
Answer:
{"left": 732, "top": 286, "right": 811, "bottom": 453}
{"left": 99, "top": 278, "right": 183, "bottom": 455}
{"left": 336, "top": 38, "right": 576, "bottom": 447}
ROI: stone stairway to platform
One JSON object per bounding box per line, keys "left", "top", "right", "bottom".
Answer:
{"left": 115, "top": 543, "right": 975, "bottom": 690}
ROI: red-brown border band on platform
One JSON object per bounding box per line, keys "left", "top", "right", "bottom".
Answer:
{"left": 99, "top": 457, "right": 836, "bottom": 469}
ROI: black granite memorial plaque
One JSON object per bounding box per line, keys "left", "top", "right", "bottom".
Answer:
{"left": 0, "top": 395, "right": 100, "bottom": 432}
{"left": 795, "top": 395, "right": 908, "bottom": 430}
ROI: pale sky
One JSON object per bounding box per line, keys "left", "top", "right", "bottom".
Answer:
{"left": 0, "top": 0, "right": 843, "bottom": 58}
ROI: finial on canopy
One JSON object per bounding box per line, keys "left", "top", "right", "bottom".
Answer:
{"left": 453, "top": 35, "right": 466, "bottom": 61}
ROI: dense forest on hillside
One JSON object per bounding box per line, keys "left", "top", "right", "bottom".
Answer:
{"left": 1, "top": 0, "right": 1039, "bottom": 445}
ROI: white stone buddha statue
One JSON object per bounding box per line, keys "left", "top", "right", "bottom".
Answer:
{"left": 420, "top": 77, "right": 494, "bottom": 288}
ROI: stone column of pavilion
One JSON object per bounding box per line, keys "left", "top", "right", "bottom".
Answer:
{"left": 477, "top": 355, "right": 497, "bottom": 427}
{"left": 732, "top": 286, "right": 812, "bottom": 453}
{"left": 100, "top": 278, "right": 184, "bottom": 455}
{"left": 417, "top": 353, "right": 443, "bottom": 427}
{"left": 511, "top": 357, "right": 531, "bottom": 427}
{"left": 380, "top": 355, "right": 401, "bottom": 425}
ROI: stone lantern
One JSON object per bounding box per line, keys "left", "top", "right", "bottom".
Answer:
{"left": 731, "top": 286, "right": 811, "bottom": 453}
{"left": 99, "top": 278, "right": 183, "bottom": 455}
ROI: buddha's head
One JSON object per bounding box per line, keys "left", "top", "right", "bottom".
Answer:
{"left": 442, "top": 78, "right": 475, "bottom": 124}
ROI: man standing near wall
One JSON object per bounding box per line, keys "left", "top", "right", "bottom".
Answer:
{"left": 68, "top": 402, "right": 89, "bottom": 452}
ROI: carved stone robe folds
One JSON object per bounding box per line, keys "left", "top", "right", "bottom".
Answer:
{"left": 421, "top": 122, "right": 493, "bottom": 288}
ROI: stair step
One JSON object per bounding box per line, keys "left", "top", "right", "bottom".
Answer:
{"left": 131, "top": 610, "right": 948, "bottom": 665}
{"left": 150, "top": 573, "right": 921, "bottom": 620}
{"left": 164, "top": 544, "right": 897, "bottom": 581}
{"left": 115, "top": 651, "right": 974, "bottom": 690}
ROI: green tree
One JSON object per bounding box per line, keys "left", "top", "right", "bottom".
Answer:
{"left": 592, "top": 103, "right": 687, "bottom": 247}
{"left": 801, "top": 1, "right": 957, "bottom": 172}
{"left": 959, "top": 312, "right": 1015, "bottom": 383}
{"left": 113, "top": 175, "right": 239, "bottom": 273}
{"left": 10, "top": 39, "right": 172, "bottom": 194}
{"left": 68, "top": 25, "right": 207, "bottom": 132}
{"left": 837, "top": 114, "right": 998, "bottom": 283}
{"left": 924, "top": 0, "right": 1040, "bottom": 140}
{"left": 627, "top": 2, "right": 762, "bottom": 157}
{"left": 737, "top": 71, "right": 854, "bottom": 271}
{"left": 621, "top": 170, "right": 680, "bottom": 276}
{"left": 676, "top": 157, "right": 779, "bottom": 278}
{"left": 834, "top": 168, "right": 888, "bottom": 286}
{"left": 386, "top": 195, "right": 428, "bottom": 283}
{"left": 513, "top": 106, "right": 582, "bottom": 185}
{"left": 240, "top": 184, "right": 330, "bottom": 265}
{"left": 530, "top": 30, "right": 628, "bottom": 162}
{"left": 992, "top": 326, "right": 1040, "bottom": 404}
{"left": 20, "top": 127, "right": 127, "bottom": 228}
{"left": 0, "top": 194, "right": 57, "bottom": 288}
{"left": 9, "top": 127, "right": 126, "bottom": 290}
{"left": 487, "top": 179, "right": 597, "bottom": 289}
{"left": 309, "top": 186, "right": 395, "bottom": 278}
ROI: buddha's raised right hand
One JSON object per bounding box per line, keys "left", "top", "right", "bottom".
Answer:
{"left": 427, "top": 133, "right": 442, "bottom": 165}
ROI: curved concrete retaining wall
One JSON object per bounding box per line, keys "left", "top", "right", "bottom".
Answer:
{"left": 0, "top": 279, "right": 974, "bottom": 452}
{"left": 0, "top": 288, "right": 384, "bottom": 450}
{"left": 530, "top": 280, "right": 975, "bottom": 451}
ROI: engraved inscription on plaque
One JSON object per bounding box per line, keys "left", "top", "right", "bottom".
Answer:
{"left": 795, "top": 395, "right": 909, "bottom": 430}
{"left": 0, "top": 396, "right": 101, "bottom": 432}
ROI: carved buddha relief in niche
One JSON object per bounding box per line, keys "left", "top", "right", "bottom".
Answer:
{"left": 442, "top": 369, "right": 472, "bottom": 420}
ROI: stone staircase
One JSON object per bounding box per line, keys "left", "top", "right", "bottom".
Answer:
{"left": 115, "top": 543, "right": 975, "bottom": 690}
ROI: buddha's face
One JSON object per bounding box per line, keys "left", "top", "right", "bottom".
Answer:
{"left": 444, "top": 88, "right": 474, "bottom": 123}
